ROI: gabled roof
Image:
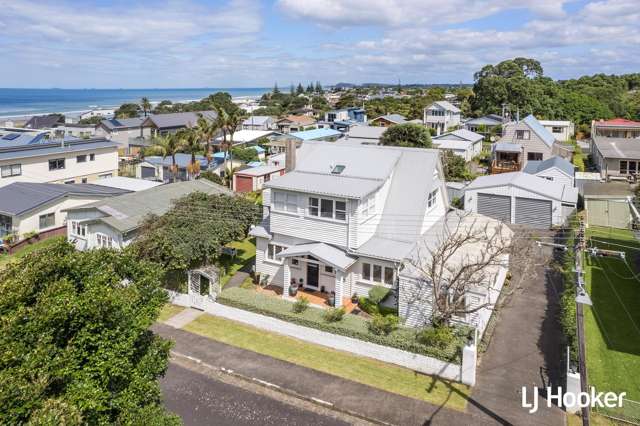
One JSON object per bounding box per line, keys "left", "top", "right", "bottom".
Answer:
{"left": 276, "top": 115, "right": 316, "bottom": 126}
{"left": 372, "top": 114, "right": 406, "bottom": 124}
{"left": 0, "top": 182, "right": 128, "bottom": 216}
{"left": 592, "top": 136, "right": 640, "bottom": 159}
{"left": 522, "top": 115, "right": 556, "bottom": 147}
{"left": 523, "top": 156, "right": 575, "bottom": 177}
{"left": 242, "top": 116, "right": 273, "bottom": 126}
{"left": 215, "top": 130, "right": 276, "bottom": 144}
{"left": 66, "top": 180, "right": 231, "bottom": 233}
{"left": 594, "top": 118, "right": 640, "bottom": 128}
{"left": 464, "top": 115, "right": 503, "bottom": 126}
{"left": 289, "top": 128, "right": 342, "bottom": 141}
{"left": 277, "top": 242, "right": 356, "bottom": 270}
{"left": 346, "top": 125, "right": 387, "bottom": 140}
{"left": 92, "top": 176, "right": 163, "bottom": 192}
{"left": 0, "top": 137, "right": 118, "bottom": 161}
{"left": 143, "top": 111, "right": 217, "bottom": 130}
{"left": 492, "top": 142, "right": 522, "bottom": 153}
{"left": 235, "top": 164, "right": 284, "bottom": 177}
{"left": 466, "top": 172, "right": 578, "bottom": 203}
{"left": 100, "top": 117, "right": 144, "bottom": 131}
{"left": 24, "top": 114, "right": 63, "bottom": 129}
{"left": 144, "top": 153, "right": 209, "bottom": 169}
{"left": 433, "top": 129, "right": 483, "bottom": 143}
{"left": 428, "top": 101, "right": 461, "bottom": 113}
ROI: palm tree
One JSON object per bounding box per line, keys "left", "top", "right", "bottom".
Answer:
{"left": 150, "top": 133, "right": 181, "bottom": 183}
{"left": 195, "top": 113, "right": 219, "bottom": 162}
{"left": 178, "top": 128, "right": 203, "bottom": 179}
{"left": 214, "top": 106, "right": 231, "bottom": 182}
{"left": 141, "top": 97, "right": 152, "bottom": 117}
{"left": 222, "top": 109, "right": 246, "bottom": 188}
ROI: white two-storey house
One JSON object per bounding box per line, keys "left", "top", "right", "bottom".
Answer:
{"left": 251, "top": 141, "right": 510, "bottom": 332}
{"left": 423, "top": 101, "right": 461, "bottom": 136}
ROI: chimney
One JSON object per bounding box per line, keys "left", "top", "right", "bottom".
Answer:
{"left": 285, "top": 138, "right": 297, "bottom": 173}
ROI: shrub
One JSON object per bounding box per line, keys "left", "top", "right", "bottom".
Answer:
{"left": 368, "top": 285, "right": 390, "bottom": 305}
{"left": 358, "top": 296, "right": 379, "bottom": 315}
{"left": 217, "top": 287, "right": 467, "bottom": 362}
{"left": 368, "top": 314, "right": 399, "bottom": 335}
{"left": 292, "top": 297, "right": 310, "bottom": 313}
{"left": 323, "top": 307, "right": 345, "bottom": 322}
{"left": 416, "top": 326, "right": 455, "bottom": 349}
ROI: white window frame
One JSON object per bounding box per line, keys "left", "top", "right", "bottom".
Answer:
{"left": 361, "top": 195, "right": 376, "bottom": 218}
{"left": 38, "top": 212, "right": 55, "bottom": 230}
{"left": 96, "top": 233, "right": 113, "bottom": 248}
{"left": 307, "top": 196, "right": 347, "bottom": 222}
{"left": 71, "top": 220, "right": 87, "bottom": 237}
{"left": 516, "top": 130, "right": 530, "bottom": 140}
{"left": 273, "top": 191, "right": 297, "bottom": 213}
{"left": 1, "top": 164, "right": 21, "bottom": 178}
{"left": 266, "top": 243, "right": 285, "bottom": 263}
{"left": 427, "top": 188, "right": 438, "bottom": 209}
{"left": 361, "top": 261, "right": 395, "bottom": 286}
{"left": 49, "top": 158, "right": 65, "bottom": 171}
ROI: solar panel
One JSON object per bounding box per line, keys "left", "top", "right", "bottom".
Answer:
{"left": 28, "top": 134, "right": 46, "bottom": 144}
{"left": 2, "top": 133, "right": 20, "bottom": 140}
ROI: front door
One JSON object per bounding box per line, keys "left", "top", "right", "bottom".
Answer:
{"left": 306, "top": 256, "right": 319, "bottom": 289}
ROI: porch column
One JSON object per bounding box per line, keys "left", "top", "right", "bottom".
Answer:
{"left": 334, "top": 270, "right": 345, "bottom": 307}
{"left": 282, "top": 260, "right": 291, "bottom": 299}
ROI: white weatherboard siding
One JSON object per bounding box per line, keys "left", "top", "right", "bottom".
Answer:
{"left": 355, "top": 175, "right": 392, "bottom": 248}
{"left": 0, "top": 147, "right": 118, "bottom": 188}
{"left": 14, "top": 196, "right": 105, "bottom": 236}
{"left": 500, "top": 122, "right": 553, "bottom": 166}
{"left": 535, "top": 167, "right": 574, "bottom": 188}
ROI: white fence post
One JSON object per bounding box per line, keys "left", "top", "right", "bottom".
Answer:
{"left": 565, "top": 346, "right": 581, "bottom": 414}
{"left": 461, "top": 342, "right": 477, "bottom": 386}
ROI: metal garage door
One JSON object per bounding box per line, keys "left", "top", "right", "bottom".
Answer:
{"left": 515, "top": 197, "right": 552, "bottom": 228}
{"left": 477, "top": 193, "right": 511, "bottom": 223}
{"left": 140, "top": 166, "right": 156, "bottom": 179}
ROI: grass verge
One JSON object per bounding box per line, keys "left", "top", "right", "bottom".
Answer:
{"left": 219, "top": 237, "right": 256, "bottom": 287}
{"left": 183, "top": 313, "right": 470, "bottom": 411}
{"left": 584, "top": 227, "right": 640, "bottom": 404}
{"left": 157, "top": 304, "right": 186, "bottom": 323}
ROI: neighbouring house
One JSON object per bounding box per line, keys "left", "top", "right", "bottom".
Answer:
{"left": 250, "top": 140, "right": 511, "bottom": 333}
{"left": 583, "top": 182, "right": 634, "bottom": 229}
{"left": 53, "top": 123, "right": 97, "bottom": 139}
{"left": 275, "top": 115, "right": 317, "bottom": 133}
{"left": 242, "top": 116, "right": 275, "bottom": 131}
{"left": 141, "top": 111, "right": 217, "bottom": 138}
{"left": 370, "top": 114, "right": 406, "bottom": 127}
{"left": 423, "top": 101, "right": 461, "bottom": 136}
{"left": 343, "top": 126, "right": 387, "bottom": 145}
{"left": 464, "top": 114, "right": 503, "bottom": 137}
{"left": 0, "top": 133, "right": 119, "bottom": 188}
{"left": 95, "top": 117, "right": 149, "bottom": 155}
{"left": 290, "top": 128, "right": 343, "bottom": 142}
{"left": 432, "top": 129, "right": 484, "bottom": 162}
{"left": 0, "top": 182, "right": 128, "bottom": 239}
{"left": 233, "top": 164, "right": 285, "bottom": 193}
{"left": 522, "top": 156, "right": 575, "bottom": 188}
{"left": 491, "top": 114, "right": 556, "bottom": 173}
{"left": 214, "top": 130, "right": 277, "bottom": 148}
{"left": 445, "top": 181, "right": 468, "bottom": 203}
{"left": 591, "top": 135, "right": 640, "bottom": 179}
{"left": 575, "top": 172, "right": 602, "bottom": 195}
{"left": 136, "top": 153, "right": 209, "bottom": 183}
{"left": 464, "top": 172, "right": 578, "bottom": 228}
{"left": 540, "top": 120, "right": 575, "bottom": 142}
{"left": 23, "top": 114, "right": 65, "bottom": 130}
{"left": 65, "top": 180, "right": 231, "bottom": 250}
{"left": 320, "top": 107, "right": 367, "bottom": 132}
{"left": 591, "top": 118, "right": 640, "bottom": 139}
{"left": 79, "top": 108, "right": 115, "bottom": 121}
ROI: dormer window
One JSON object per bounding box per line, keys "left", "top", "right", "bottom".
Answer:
{"left": 331, "top": 164, "right": 346, "bottom": 174}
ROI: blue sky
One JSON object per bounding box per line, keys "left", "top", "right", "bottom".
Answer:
{"left": 0, "top": 0, "right": 637, "bottom": 88}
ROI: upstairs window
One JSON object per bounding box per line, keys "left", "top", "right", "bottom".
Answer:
{"left": 90, "top": 153, "right": 95, "bottom": 161}
{"left": 273, "top": 191, "right": 297, "bottom": 213}
{"left": 552, "top": 126, "right": 563, "bottom": 133}
{"left": 308, "top": 197, "right": 319, "bottom": 216}
{"left": 427, "top": 188, "right": 438, "bottom": 209}
{"left": 527, "top": 152, "right": 543, "bottom": 161}
{"left": 516, "top": 130, "right": 530, "bottom": 140}
{"left": 321, "top": 199, "right": 333, "bottom": 218}
{"left": 49, "top": 158, "right": 65, "bottom": 170}
{"left": 1, "top": 164, "right": 21, "bottom": 178}
{"left": 362, "top": 195, "right": 375, "bottom": 218}
{"left": 308, "top": 197, "right": 347, "bottom": 221}
{"left": 77, "top": 155, "right": 87, "bottom": 163}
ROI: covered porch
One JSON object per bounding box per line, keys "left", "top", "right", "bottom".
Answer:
{"left": 491, "top": 142, "right": 522, "bottom": 174}
{"left": 276, "top": 242, "right": 356, "bottom": 309}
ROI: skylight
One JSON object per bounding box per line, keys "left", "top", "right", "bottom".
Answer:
{"left": 331, "top": 164, "right": 346, "bottom": 174}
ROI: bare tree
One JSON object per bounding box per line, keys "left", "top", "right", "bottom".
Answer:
{"left": 406, "top": 211, "right": 540, "bottom": 327}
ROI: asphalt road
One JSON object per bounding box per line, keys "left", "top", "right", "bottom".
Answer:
{"left": 161, "top": 363, "right": 350, "bottom": 426}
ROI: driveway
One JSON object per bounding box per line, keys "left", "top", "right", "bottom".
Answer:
{"left": 468, "top": 237, "right": 566, "bottom": 425}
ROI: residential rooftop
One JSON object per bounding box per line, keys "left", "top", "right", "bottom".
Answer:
{"left": 592, "top": 136, "right": 640, "bottom": 159}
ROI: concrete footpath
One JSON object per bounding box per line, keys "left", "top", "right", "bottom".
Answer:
{"left": 152, "top": 323, "right": 495, "bottom": 426}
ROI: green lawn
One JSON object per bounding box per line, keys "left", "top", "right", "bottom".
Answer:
{"left": 584, "top": 227, "right": 640, "bottom": 403}
{"left": 0, "top": 236, "right": 66, "bottom": 270}
{"left": 157, "top": 304, "right": 185, "bottom": 322}
{"left": 218, "top": 237, "right": 256, "bottom": 286}
{"left": 183, "top": 313, "right": 470, "bottom": 411}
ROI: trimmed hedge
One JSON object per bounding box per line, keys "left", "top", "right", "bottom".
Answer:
{"left": 358, "top": 296, "right": 398, "bottom": 316}
{"left": 559, "top": 219, "right": 578, "bottom": 365}
{"left": 217, "top": 287, "right": 466, "bottom": 363}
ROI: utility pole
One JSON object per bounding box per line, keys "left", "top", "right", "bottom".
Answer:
{"left": 575, "top": 217, "right": 590, "bottom": 426}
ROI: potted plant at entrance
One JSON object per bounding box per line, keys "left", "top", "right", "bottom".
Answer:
{"left": 289, "top": 278, "right": 299, "bottom": 296}
{"left": 351, "top": 292, "right": 359, "bottom": 304}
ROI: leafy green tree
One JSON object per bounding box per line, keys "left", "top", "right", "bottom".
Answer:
{"left": 380, "top": 123, "right": 432, "bottom": 148}
{"left": 132, "top": 192, "right": 262, "bottom": 272}
{"left": 77, "top": 115, "right": 103, "bottom": 125}
{"left": 336, "top": 93, "right": 358, "bottom": 109}
{"left": 115, "top": 103, "right": 140, "bottom": 118}
{"left": 198, "top": 170, "right": 223, "bottom": 185}
{"left": 296, "top": 83, "right": 304, "bottom": 95}
{"left": 0, "top": 240, "right": 178, "bottom": 425}
{"left": 231, "top": 146, "right": 259, "bottom": 163}
{"left": 441, "top": 150, "right": 471, "bottom": 181}
{"left": 177, "top": 129, "right": 203, "bottom": 178}
{"left": 150, "top": 133, "right": 182, "bottom": 183}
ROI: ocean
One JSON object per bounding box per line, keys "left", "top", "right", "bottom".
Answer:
{"left": 0, "top": 88, "right": 270, "bottom": 118}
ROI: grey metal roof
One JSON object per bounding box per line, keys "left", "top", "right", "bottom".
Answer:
{"left": 264, "top": 171, "right": 383, "bottom": 199}
{"left": 0, "top": 138, "right": 118, "bottom": 161}
{"left": 522, "top": 115, "right": 556, "bottom": 147}
{"left": 100, "top": 117, "right": 144, "bottom": 131}
{"left": 143, "top": 111, "right": 217, "bottom": 130}
{"left": 0, "top": 182, "right": 128, "bottom": 216}
{"left": 278, "top": 242, "right": 356, "bottom": 270}
{"left": 592, "top": 136, "right": 640, "bottom": 159}
{"left": 434, "top": 129, "right": 483, "bottom": 143}
{"left": 429, "top": 101, "right": 460, "bottom": 113}
{"left": 373, "top": 114, "right": 406, "bottom": 124}
{"left": 353, "top": 236, "right": 414, "bottom": 262}
{"left": 67, "top": 180, "right": 231, "bottom": 233}
{"left": 464, "top": 115, "right": 502, "bottom": 126}
{"left": 523, "top": 156, "right": 575, "bottom": 177}
{"left": 242, "top": 116, "right": 272, "bottom": 126}
{"left": 466, "top": 172, "right": 578, "bottom": 203}
{"left": 144, "top": 153, "right": 209, "bottom": 169}
{"left": 583, "top": 182, "right": 633, "bottom": 198}
{"left": 235, "top": 165, "right": 284, "bottom": 177}
{"left": 346, "top": 125, "right": 386, "bottom": 140}
{"left": 492, "top": 142, "right": 522, "bottom": 153}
